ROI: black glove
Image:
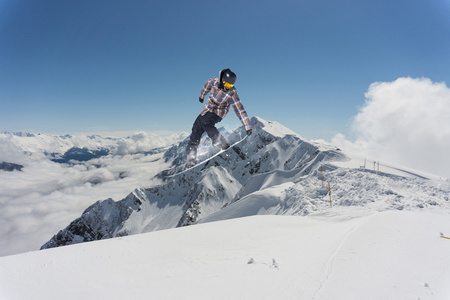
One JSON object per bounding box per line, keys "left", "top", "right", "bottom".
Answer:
{"left": 199, "top": 97, "right": 204, "bottom": 103}
{"left": 246, "top": 129, "right": 252, "bottom": 136}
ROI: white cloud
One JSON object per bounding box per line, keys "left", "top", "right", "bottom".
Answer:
{"left": 0, "top": 131, "right": 189, "bottom": 256}
{"left": 0, "top": 152, "right": 170, "bottom": 256}
{"left": 332, "top": 77, "right": 450, "bottom": 178}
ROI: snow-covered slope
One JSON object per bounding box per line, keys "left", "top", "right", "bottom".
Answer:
{"left": 40, "top": 117, "right": 450, "bottom": 250}
{"left": 2, "top": 211, "right": 450, "bottom": 300}
{"left": 202, "top": 167, "right": 449, "bottom": 224}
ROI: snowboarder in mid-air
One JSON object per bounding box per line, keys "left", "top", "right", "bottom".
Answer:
{"left": 186, "top": 68, "right": 253, "bottom": 169}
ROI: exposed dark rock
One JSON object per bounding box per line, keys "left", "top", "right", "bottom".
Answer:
{"left": 0, "top": 162, "right": 24, "bottom": 172}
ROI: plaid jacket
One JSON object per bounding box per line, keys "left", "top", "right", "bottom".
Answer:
{"left": 199, "top": 77, "right": 252, "bottom": 131}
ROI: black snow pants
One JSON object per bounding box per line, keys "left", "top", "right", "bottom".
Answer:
{"left": 186, "top": 112, "right": 228, "bottom": 163}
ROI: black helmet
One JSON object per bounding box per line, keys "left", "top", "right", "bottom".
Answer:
{"left": 219, "top": 69, "right": 236, "bottom": 89}
{"left": 221, "top": 68, "right": 236, "bottom": 84}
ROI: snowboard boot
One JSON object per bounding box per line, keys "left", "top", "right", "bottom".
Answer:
{"left": 186, "top": 144, "right": 198, "bottom": 169}
{"left": 221, "top": 141, "right": 230, "bottom": 150}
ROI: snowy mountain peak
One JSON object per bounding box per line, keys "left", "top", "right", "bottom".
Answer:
{"left": 40, "top": 116, "right": 348, "bottom": 249}
{"left": 40, "top": 116, "right": 449, "bottom": 251}
{"left": 249, "top": 116, "right": 299, "bottom": 138}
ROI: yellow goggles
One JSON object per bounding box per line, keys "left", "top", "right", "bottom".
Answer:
{"left": 223, "top": 81, "right": 234, "bottom": 89}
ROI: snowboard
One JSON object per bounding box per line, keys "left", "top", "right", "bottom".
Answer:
{"left": 164, "top": 135, "right": 248, "bottom": 178}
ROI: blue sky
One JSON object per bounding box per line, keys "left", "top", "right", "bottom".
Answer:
{"left": 1, "top": 0, "right": 449, "bottom": 140}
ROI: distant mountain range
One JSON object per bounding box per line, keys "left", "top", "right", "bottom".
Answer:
{"left": 0, "top": 130, "right": 188, "bottom": 162}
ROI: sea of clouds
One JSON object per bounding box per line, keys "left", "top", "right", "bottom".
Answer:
{"left": 0, "top": 131, "right": 187, "bottom": 256}
{"left": 332, "top": 77, "right": 450, "bottom": 179}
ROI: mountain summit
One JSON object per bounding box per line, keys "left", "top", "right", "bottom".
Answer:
{"left": 41, "top": 117, "right": 447, "bottom": 249}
